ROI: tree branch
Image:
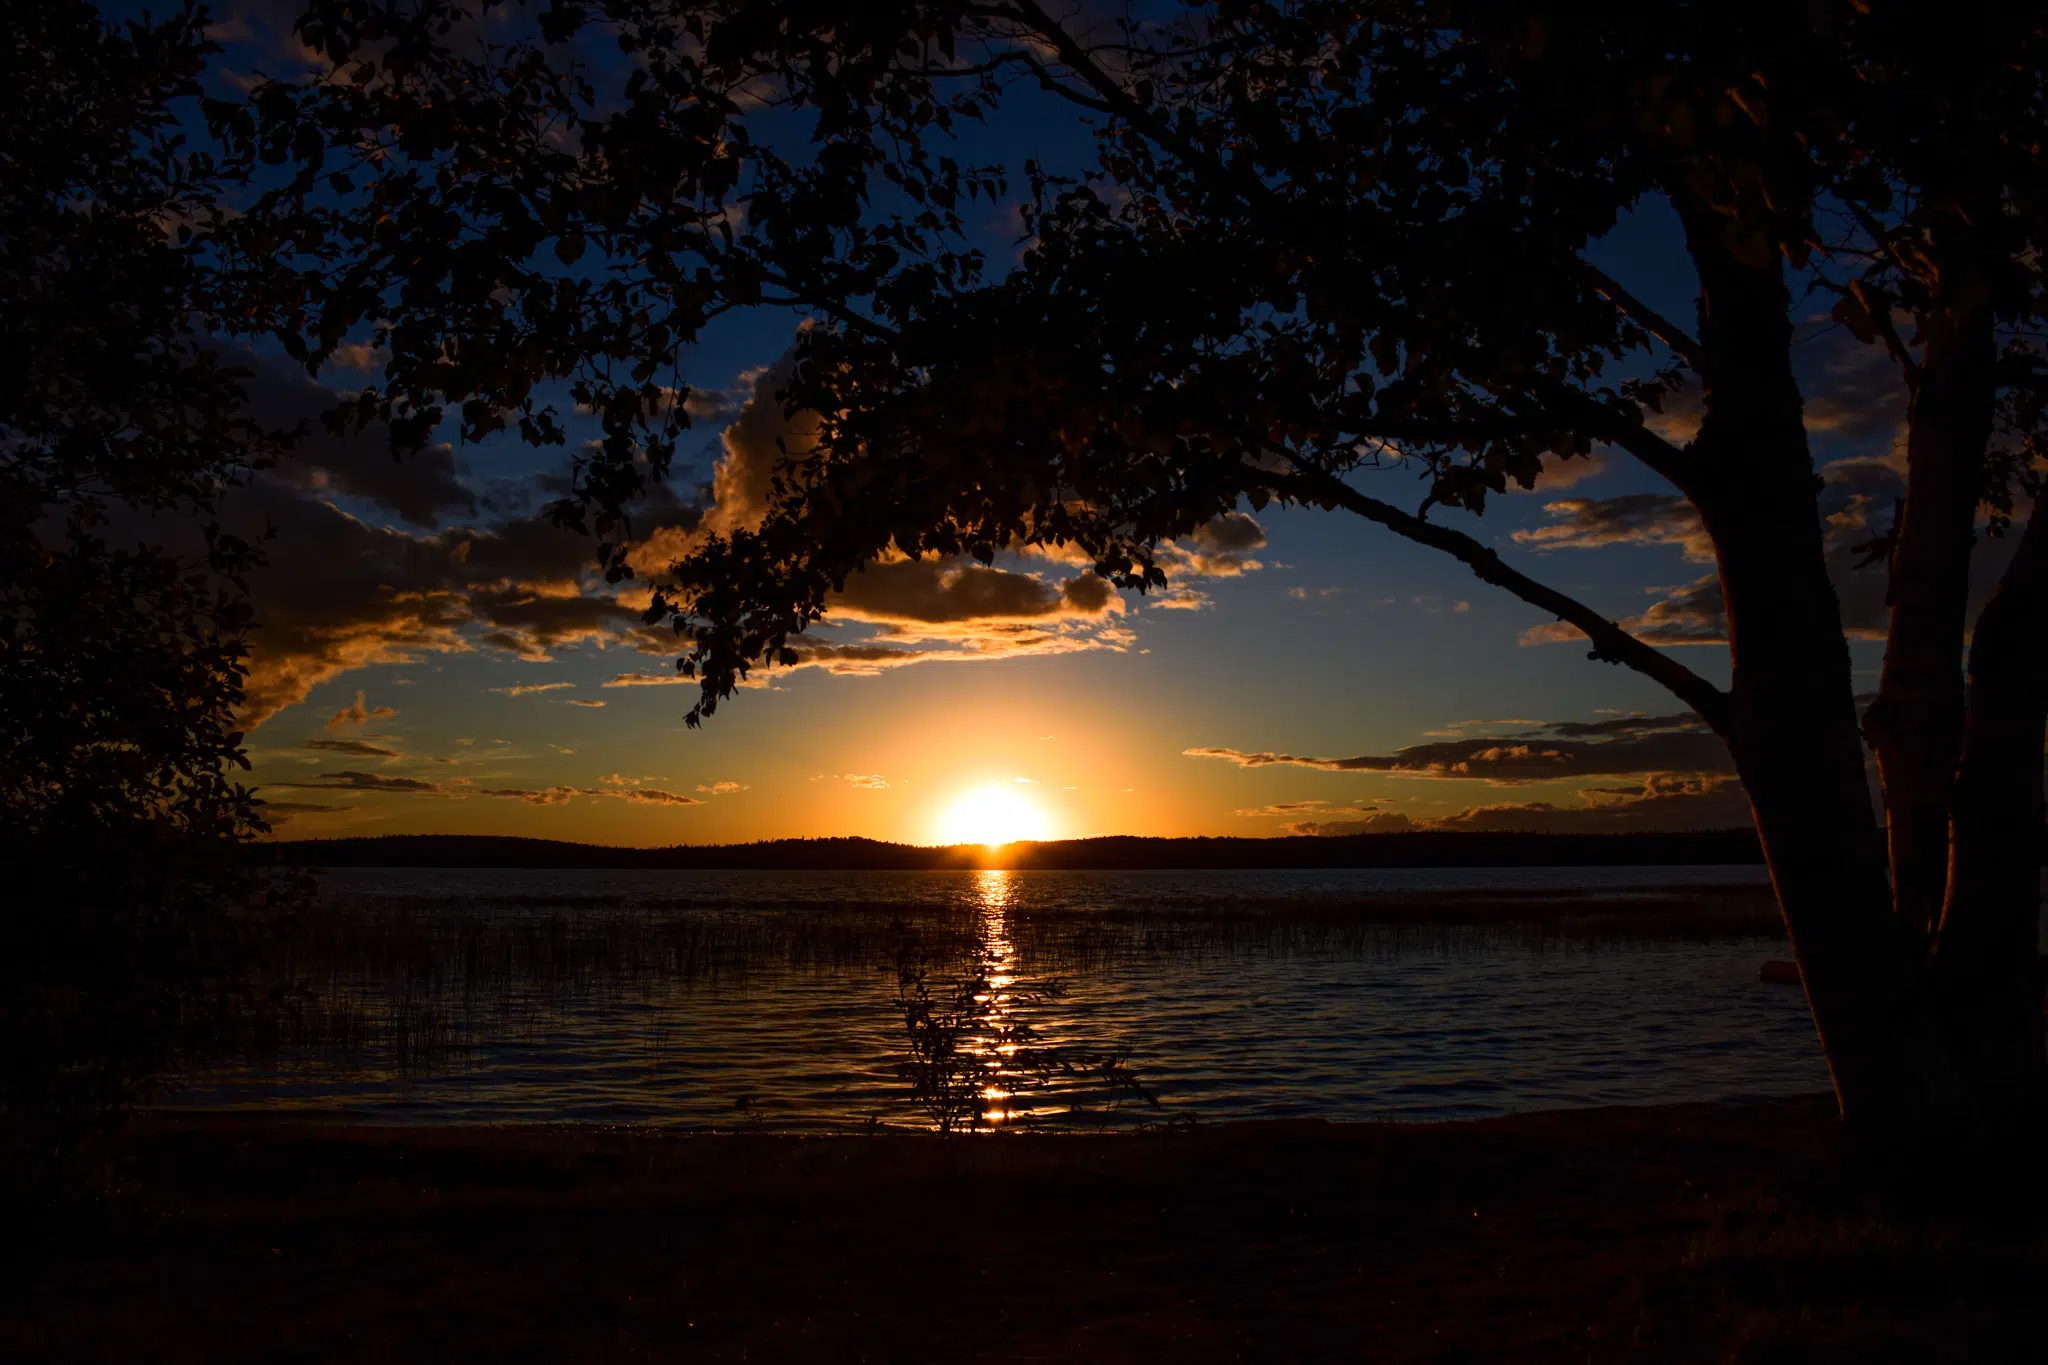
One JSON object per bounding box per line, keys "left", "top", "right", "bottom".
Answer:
{"left": 753, "top": 270, "right": 901, "bottom": 343}
{"left": 996, "top": 5, "right": 1708, "bottom": 500}
{"left": 1539, "top": 388, "right": 1701, "bottom": 495}
{"left": 1582, "top": 262, "right": 1703, "bottom": 371}
{"left": 1000, "top": 0, "right": 1241, "bottom": 189}
{"left": 1266, "top": 460, "right": 1733, "bottom": 733}
{"left": 1842, "top": 204, "right": 1925, "bottom": 386}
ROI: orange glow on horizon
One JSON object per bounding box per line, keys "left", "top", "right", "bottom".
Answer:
{"left": 935, "top": 783, "right": 1056, "bottom": 846}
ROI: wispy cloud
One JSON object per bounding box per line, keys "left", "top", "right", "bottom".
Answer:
{"left": 301, "top": 738, "right": 401, "bottom": 758}
{"left": 269, "top": 770, "right": 446, "bottom": 794}
{"left": 814, "top": 773, "right": 890, "bottom": 790}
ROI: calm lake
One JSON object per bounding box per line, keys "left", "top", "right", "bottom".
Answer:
{"left": 167, "top": 864, "right": 1835, "bottom": 1128}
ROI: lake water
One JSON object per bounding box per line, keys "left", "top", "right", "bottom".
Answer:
{"left": 167, "top": 864, "right": 1837, "bottom": 1128}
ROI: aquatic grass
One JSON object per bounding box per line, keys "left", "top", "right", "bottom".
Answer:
{"left": 891, "top": 945, "right": 1155, "bottom": 1133}
{"left": 184, "top": 882, "right": 1790, "bottom": 1116}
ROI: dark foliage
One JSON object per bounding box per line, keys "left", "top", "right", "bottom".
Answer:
{"left": 0, "top": 1, "right": 302, "bottom": 1176}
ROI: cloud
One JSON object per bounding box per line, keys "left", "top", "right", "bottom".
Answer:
{"left": 1506, "top": 321, "right": 1977, "bottom": 655}
{"left": 1237, "top": 800, "right": 1384, "bottom": 817}
{"left": 229, "top": 477, "right": 661, "bottom": 724}
{"left": 267, "top": 769, "right": 446, "bottom": 794}
{"left": 1513, "top": 495, "right": 1715, "bottom": 562}
{"left": 254, "top": 799, "right": 356, "bottom": 824}
{"left": 471, "top": 783, "right": 701, "bottom": 807}
{"left": 224, "top": 337, "right": 1241, "bottom": 727}
{"left": 1159, "top": 511, "right": 1267, "bottom": 577}
{"left": 1283, "top": 812, "right": 1420, "bottom": 835}
{"left": 242, "top": 349, "right": 477, "bottom": 528}
{"left": 773, "top": 626, "right": 1122, "bottom": 677}
{"left": 1510, "top": 442, "right": 2028, "bottom": 650}
{"left": 1518, "top": 450, "right": 1610, "bottom": 492}
{"left": 479, "top": 786, "right": 594, "bottom": 805}
{"left": 620, "top": 788, "right": 703, "bottom": 806}
{"left": 699, "top": 357, "right": 819, "bottom": 542}
{"left": 563, "top": 698, "right": 607, "bottom": 708}
{"left": 1211, "top": 712, "right": 1755, "bottom": 834}
{"left": 1797, "top": 324, "right": 1910, "bottom": 445}
{"left": 301, "top": 738, "right": 400, "bottom": 758}
{"left": 825, "top": 557, "right": 1122, "bottom": 631}
{"left": 1416, "top": 773, "right": 1752, "bottom": 834}
{"left": 619, "top": 354, "right": 1220, "bottom": 675}
{"left": 604, "top": 671, "right": 693, "bottom": 687}
{"left": 681, "top": 386, "right": 744, "bottom": 424}
{"left": 1509, "top": 467, "right": 1880, "bottom": 647}
{"left": 1185, "top": 712, "right": 1730, "bottom": 785}
{"left": 1279, "top": 776, "right": 1753, "bottom": 836}
{"left": 1625, "top": 576, "right": 1730, "bottom": 645}
{"left": 696, "top": 781, "right": 747, "bottom": 795}
{"left": 327, "top": 691, "right": 397, "bottom": 729}
{"left": 491, "top": 681, "right": 576, "bottom": 696}
{"left": 816, "top": 773, "right": 890, "bottom": 790}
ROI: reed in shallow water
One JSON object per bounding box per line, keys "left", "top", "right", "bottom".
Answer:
{"left": 214, "top": 884, "right": 1785, "bottom": 1087}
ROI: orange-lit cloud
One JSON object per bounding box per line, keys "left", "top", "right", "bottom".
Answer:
{"left": 326, "top": 690, "right": 397, "bottom": 729}
{"left": 491, "top": 681, "right": 577, "bottom": 697}
{"left": 815, "top": 773, "right": 890, "bottom": 790}
{"left": 1186, "top": 712, "right": 1730, "bottom": 785}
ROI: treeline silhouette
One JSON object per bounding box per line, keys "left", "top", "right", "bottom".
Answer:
{"left": 264, "top": 830, "right": 1769, "bottom": 871}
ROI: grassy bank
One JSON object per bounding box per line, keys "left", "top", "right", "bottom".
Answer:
{"left": 7, "top": 1098, "right": 2044, "bottom": 1362}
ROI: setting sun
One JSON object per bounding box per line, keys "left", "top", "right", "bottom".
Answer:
{"left": 936, "top": 783, "right": 1055, "bottom": 846}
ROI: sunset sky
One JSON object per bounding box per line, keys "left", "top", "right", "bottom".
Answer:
{"left": 202, "top": 4, "right": 1937, "bottom": 847}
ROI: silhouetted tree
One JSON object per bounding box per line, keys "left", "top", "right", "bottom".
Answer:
{"left": 1, "top": 1, "right": 295, "bottom": 1167}
{"left": 247, "top": 2, "right": 2048, "bottom": 1134}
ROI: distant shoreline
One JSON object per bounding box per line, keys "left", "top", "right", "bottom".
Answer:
{"left": 257, "top": 829, "right": 1768, "bottom": 871}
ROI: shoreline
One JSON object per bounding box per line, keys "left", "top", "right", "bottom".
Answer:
{"left": 260, "top": 829, "right": 1772, "bottom": 871}
{"left": 12, "top": 1097, "right": 2043, "bottom": 1361}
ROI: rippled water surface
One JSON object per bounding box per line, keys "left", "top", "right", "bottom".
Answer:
{"left": 169, "top": 864, "right": 1834, "bottom": 1127}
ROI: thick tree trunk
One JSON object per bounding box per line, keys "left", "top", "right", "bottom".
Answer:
{"left": 1679, "top": 206, "right": 1964, "bottom": 1126}
{"left": 1866, "top": 299, "right": 1995, "bottom": 954}
{"left": 1934, "top": 507, "right": 2048, "bottom": 1117}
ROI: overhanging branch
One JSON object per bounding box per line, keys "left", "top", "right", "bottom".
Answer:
{"left": 1267, "top": 460, "right": 1733, "bottom": 734}
{"left": 997, "top": 5, "right": 1710, "bottom": 502}
{"left": 1582, "top": 262, "right": 1703, "bottom": 371}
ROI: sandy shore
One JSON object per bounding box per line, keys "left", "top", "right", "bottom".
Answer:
{"left": 6, "top": 1097, "right": 2043, "bottom": 1362}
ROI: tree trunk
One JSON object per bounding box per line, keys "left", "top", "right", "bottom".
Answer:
{"left": 1934, "top": 506, "right": 2048, "bottom": 1117}
{"left": 1866, "top": 297, "right": 1995, "bottom": 955}
{"left": 1679, "top": 204, "right": 1964, "bottom": 1127}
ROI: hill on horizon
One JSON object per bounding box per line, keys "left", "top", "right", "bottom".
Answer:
{"left": 259, "top": 829, "right": 1769, "bottom": 871}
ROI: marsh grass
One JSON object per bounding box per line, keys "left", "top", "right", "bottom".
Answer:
{"left": 187, "top": 883, "right": 1785, "bottom": 1119}
{"left": 891, "top": 948, "right": 1155, "bottom": 1133}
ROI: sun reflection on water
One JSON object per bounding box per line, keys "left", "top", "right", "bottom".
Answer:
{"left": 971, "top": 869, "right": 1020, "bottom": 1124}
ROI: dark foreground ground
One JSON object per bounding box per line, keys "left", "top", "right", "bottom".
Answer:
{"left": 6, "top": 1098, "right": 2045, "bottom": 1363}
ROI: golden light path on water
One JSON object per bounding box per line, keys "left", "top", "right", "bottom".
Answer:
{"left": 971, "top": 868, "right": 1021, "bottom": 1125}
